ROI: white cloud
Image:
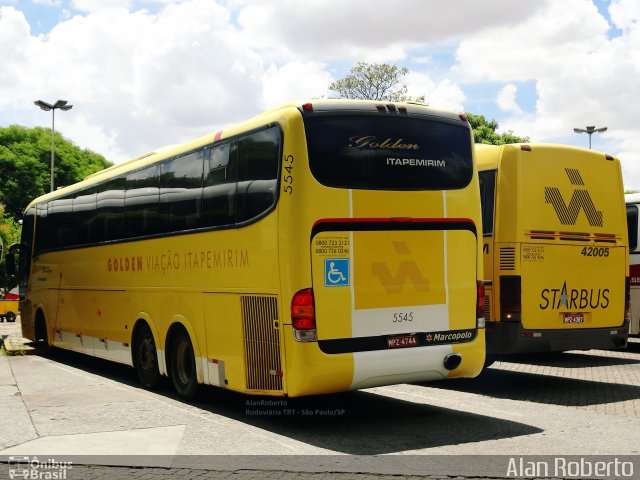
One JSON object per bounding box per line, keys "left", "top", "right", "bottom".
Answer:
{"left": 70, "top": 0, "right": 133, "bottom": 13}
{"left": 496, "top": 84, "right": 522, "bottom": 115}
{"left": 262, "top": 61, "right": 333, "bottom": 108}
{"left": 1, "top": 1, "right": 268, "bottom": 162}
{"left": 454, "top": 0, "right": 640, "bottom": 185}
{"left": 235, "top": 0, "right": 544, "bottom": 61}
{"left": 405, "top": 71, "right": 465, "bottom": 111}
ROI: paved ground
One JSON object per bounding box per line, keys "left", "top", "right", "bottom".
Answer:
{"left": 1, "top": 317, "right": 639, "bottom": 479}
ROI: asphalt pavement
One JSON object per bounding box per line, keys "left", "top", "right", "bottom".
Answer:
{"left": 1, "top": 317, "right": 639, "bottom": 479}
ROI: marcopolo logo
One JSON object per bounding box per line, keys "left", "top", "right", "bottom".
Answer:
{"left": 424, "top": 329, "right": 475, "bottom": 345}
{"left": 544, "top": 168, "right": 603, "bottom": 227}
{"left": 539, "top": 280, "right": 610, "bottom": 310}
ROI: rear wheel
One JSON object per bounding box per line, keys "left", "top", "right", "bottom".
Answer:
{"left": 34, "top": 315, "right": 49, "bottom": 349}
{"left": 134, "top": 323, "right": 160, "bottom": 389}
{"left": 170, "top": 329, "right": 198, "bottom": 399}
{"left": 6, "top": 312, "right": 16, "bottom": 323}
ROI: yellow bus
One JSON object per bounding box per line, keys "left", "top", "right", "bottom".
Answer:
{"left": 10, "top": 100, "right": 485, "bottom": 398}
{"left": 477, "top": 143, "right": 629, "bottom": 358}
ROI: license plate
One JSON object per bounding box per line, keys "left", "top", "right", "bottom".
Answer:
{"left": 563, "top": 313, "right": 585, "bottom": 324}
{"left": 386, "top": 334, "right": 418, "bottom": 349}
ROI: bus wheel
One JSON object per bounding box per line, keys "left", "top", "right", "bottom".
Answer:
{"left": 34, "top": 314, "right": 50, "bottom": 349}
{"left": 134, "top": 323, "right": 160, "bottom": 389}
{"left": 170, "top": 329, "right": 198, "bottom": 400}
{"left": 6, "top": 312, "right": 16, "bottom": 323}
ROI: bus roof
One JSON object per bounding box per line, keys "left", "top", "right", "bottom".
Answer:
{"left": 24, "top": 99, "right": 467, "bottom": 211}
{"left": 475, "top": 143, "right": 619, "bottom": 170}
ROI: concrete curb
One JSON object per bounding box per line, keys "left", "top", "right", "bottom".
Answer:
{"left": 1, "top": 335, "right": 34, "bottom": 355}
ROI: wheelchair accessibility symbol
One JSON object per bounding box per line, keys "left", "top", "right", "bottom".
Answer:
{"left": 325, "top": 258, "right": 349, "bottom": 287}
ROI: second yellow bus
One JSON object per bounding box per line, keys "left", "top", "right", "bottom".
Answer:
{"left": 478, "top": 143, "right": 629, "bottom": 358}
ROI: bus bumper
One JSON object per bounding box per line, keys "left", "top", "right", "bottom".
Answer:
{"left": 486, "top": 320, "right": 629, "bottom": 355}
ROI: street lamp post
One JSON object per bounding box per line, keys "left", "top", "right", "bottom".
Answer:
{"left": 573, "top": 125, "right": 607, "bottom": 150}
{"left": 34, "top": 99, "right": 73, "bottom": 192}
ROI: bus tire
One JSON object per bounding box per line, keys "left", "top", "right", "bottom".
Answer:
{"left": 133, "top": 323, "right": 161, "bottom": 389}
{"left": 483, "top": 354, "right": 497, "bottom": 370}
{"left": 6, "top": 312, "right": 16, "bottom": 323}
{"left": 169, "top": 328, "right": 199, "bottom": 400}
{"left": 34, "top": 313, "right": 50, "bottom": 349}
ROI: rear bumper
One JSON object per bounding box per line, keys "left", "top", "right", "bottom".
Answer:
{"left": 486, "top": 320, "right": 629, "bottom": 355}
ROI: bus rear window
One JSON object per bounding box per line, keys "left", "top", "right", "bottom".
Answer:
{"left": 304, "top": 115, "right": 473, "bottom": 190}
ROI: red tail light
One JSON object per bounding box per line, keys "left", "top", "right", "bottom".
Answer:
{"left": 292, "top": 288, "right": 316, "bottom": 330}
{"left": 500, "top": 275, "right": 522, "bottom": 322}
{"left": 476, "top": 281, "right": 486, "bottom": 324}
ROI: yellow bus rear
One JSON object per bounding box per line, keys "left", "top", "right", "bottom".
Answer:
{"left": 478, "top": 143, "right": 629, "bottom": 356}
{"left": 13, "top": 100, "right": 485, "bottom": 398}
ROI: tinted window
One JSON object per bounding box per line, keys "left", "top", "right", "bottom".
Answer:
{"left": 49, "top": 197, "right": 75, "bottom": 248}
{"left": 74, "top": 190, "right": 97, "bottom": 245}
{"left": 202, "top": 142, "right": 237, "bottom": 227}
{"left": 160, "top": 151, "right": 204, "bottom": 232}
{"left": 236, "top": 127, "right": 280, "bottom": 222}
{"left": 479, "top": 170, "right": 496, "bottom": 235}
{"left": 627, "top": 205, "right": 638, "bottom": 251}
{"left": 125, "top": 166, "right": 160, "bottom": 238}
{"left": 19, "top": 207, "right": 35, "bottom": 297}
{"left": 34, "top": 203, "right": 48, "bottom": 253}
{"left": 304, "top": 115, "right": 472, "bottom": 190}
{"left": 95, "top": 177, "right": 125, "bottom": 242}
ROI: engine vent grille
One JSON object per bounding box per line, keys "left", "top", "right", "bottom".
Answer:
{"left": 499, "top": 247, "right": 516, "bottom": 270}
{"left": 241, "top": 295, "right": 283, "bottom": 391}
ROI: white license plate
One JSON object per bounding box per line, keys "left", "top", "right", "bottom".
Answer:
{"left": 386, "top": 334, "right": 418, "bottom": 349}
{"left": 563, "top": 313, "right": 585, "bottom": 324}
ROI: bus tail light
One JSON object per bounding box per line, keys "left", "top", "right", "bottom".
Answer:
{"left": 476, "top": 281, "right": 486, "bottom": 328}
{"left": 500, "top": 275, "right": 521, "bottom": 322}
{"left": 625, "top": 276, "right": 631, "bottom": 322}
{"left": 291, "top": 288, "right": 317, "bottom": 342}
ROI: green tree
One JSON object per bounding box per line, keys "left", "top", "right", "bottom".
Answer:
{"left": 466, "top": 113, "right": 528, "bottom": 145}
{"left": 329, "top": 62, "right": 426, "bottom": 103}
{"left": 0, "top": 125, "right": 111, "bottom": 220}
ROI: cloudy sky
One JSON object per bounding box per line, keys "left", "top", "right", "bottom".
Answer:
{"left": 1, "top": 0, "right": 639, "bottom": 187}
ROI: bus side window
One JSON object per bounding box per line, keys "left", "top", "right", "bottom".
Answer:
{"left": 124, "top": 165, "right": 160, "bottom": 238}
{"left": 235, "top": 126, "right": 280, "bottom": 223}
{"left": 627, "top": 205, "right": 638, "bottom": 252}
{"left": 160, "top": 151, "right": 204, "bottom": 233}
{"left": 202, "top": 142, "right": 237, "bottom": 228}
{"left": 95, "top": 177, "right": 126, "bottom": 242}
{"left": 49, "top": 197, "right": 74, "bottom": 249}
{"left": 74, "top": 190, "right": 97, "bottom": 246}
{"left": 479, "top": 170, "right": 496, "bottom": 236}
{"left": 34, "top": 203, "right": 49, "bottom": 254}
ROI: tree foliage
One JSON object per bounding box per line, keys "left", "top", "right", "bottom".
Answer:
{"left": 0, "top": 125, "right": 111, "bottom": 220}
{"left": 329, "top": 62, "right": 426, "bottom": 103}
{"left": 466, "top": 113, "right": 528, "bottom": 145}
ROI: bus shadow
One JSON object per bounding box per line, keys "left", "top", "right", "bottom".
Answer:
{"left": 626, "top": 340, "right": 640, "bottom": 354}
{"left": 189, "top": 387, "right": 542, "bottom": 455}
{"left": 429, "top": 367, "right": 640, "bottom": 408}
{"left": 35, "top": 348, "right": 541, "bottom": 455}
{"left": 496, "top": 350, "right": 640, "bottom": 368}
